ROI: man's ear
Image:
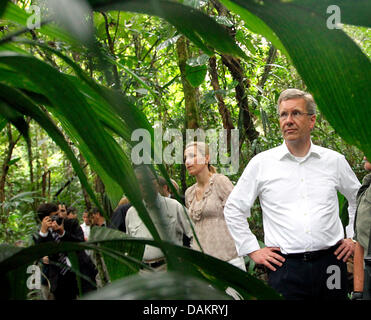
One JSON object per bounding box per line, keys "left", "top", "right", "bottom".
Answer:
{"left": 310, "top": 114, "right": 316, "bottom": 130}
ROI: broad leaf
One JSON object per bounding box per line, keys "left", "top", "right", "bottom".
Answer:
{"left": 89, "top": 226, "right": 145, "bottom": 281}
{"left": 1, "top": 2, "right": 75, "bottom": 44}
{"left": 185, "top": 64, "right": 207, "bottom": 88}
{"left": 0, "top": 83, "right": 103, "bottom": 213}
{"left": 91, "top": 0, "right": 247, "bottom": 59}
{"left": 222, "top": 0, "right": 371, "bottom": 160}
{"left": 83, "top": 271, "right": 231, "bottom": 300}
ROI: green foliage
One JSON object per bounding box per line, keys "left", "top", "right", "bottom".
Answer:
{"left": 221, "top": 0, "right": 371, "bottom": 161}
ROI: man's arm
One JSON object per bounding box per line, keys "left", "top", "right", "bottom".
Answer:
{"left": 353, "top": 241, "right": 365, "bottom": 292}
{"left": 338, "top": 155, "right": 361, "bottom": 238}
{"left": 335, "top": 155, "right": 361, "bottom": 261}
{"left": 224, "top": 157, "right": 261, "bottom": 255}
{"left": 224, "top": 157, "right": 285, "bottom": 271}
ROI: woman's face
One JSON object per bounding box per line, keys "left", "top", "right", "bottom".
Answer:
{"left": 184, "top": 145, "right": 209, "bottom": 176}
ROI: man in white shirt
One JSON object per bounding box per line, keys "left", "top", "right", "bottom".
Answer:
{"left": 80, "top": 211, "right": 91, "bottom": 241}
{"left": 126, "top": 165, "right": 192, "bottom": 270}
{"left": 224, "top": 88, "right": 361, "bottom": 299}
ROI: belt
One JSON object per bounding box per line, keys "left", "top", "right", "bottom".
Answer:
{"left": 144, "top": 258, "right": 166, "bottom": 268}
{"left": 281, "top": 244, "right": 340, "bottom": 262}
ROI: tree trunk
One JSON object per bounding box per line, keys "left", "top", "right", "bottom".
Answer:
{"left": 208, "top": 56, "right": 235, "bottom": 148}
{"left": 221, "top": 54, "right": 259, "bottom": 149}
{"left": 79, "top": 153, "right": 92, "bottom": 211}
{"left": 176, "top": 36, "right": 200, "bottom": 130}
{"left": 0, "top": 124, "right": 21, "bottom": 222}
{"left": 210, "top": 0, "right": 259, "bottom": 149}
{"left": 256, "top": 45, "right": 277, "bottom": 105}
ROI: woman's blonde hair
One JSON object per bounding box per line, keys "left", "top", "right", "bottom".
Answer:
{"left": 185, "top": 141, "right": 217, "bottom": 174}
{"left": 115, "top": 196, "right": 129, "bottom": 210}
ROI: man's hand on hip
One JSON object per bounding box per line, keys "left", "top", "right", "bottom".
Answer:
{"left": 248, "top": 247, "right": 285, "bottom": 271}
{"left": 334, "top": 238, "right": 355, "bottom": 262}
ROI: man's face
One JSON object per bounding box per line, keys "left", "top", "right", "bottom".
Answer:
{"left": 136, "top": 171, "right": 158, "bottom": 203}
{"left": 161, "top": 185, "right": 170, "bottom": 197}
{"left": 83, "top": 212, "right": 90, "bottom": 225}
{"left": 184, "top": 146, "right": 209, "bottom": 176}
{"left": 91, "top": 213, "right": 99, "bottom": 225}
{"left": 279, "top": 98, "right": 316, "bottom": 144}
{"left": 58, "top": 204, "right": 67, "bottom": 218}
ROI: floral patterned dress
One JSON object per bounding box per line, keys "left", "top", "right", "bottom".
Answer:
{"left": 185, "top": 173, "right": 239, "bottom": 261}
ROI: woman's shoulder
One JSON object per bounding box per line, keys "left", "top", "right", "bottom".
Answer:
{"left": 185, "top": 183, "right": 197, "bottom": 198}
{"left": 212, "top": 173, "right": 232, "bottom": 186}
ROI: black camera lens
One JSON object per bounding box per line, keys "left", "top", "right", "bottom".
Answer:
{"left": 51, "top": 215, "right": 64, "bottom": 225}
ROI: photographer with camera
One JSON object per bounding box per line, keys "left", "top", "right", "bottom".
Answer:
{"left": 34, "top": 203, "right": 97, "bottom": 300}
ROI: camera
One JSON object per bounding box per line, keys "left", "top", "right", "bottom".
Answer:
{"left": 51, "top": 215, "right": 64, "bottom": 225}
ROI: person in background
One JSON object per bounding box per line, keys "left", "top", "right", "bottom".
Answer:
{"left": 110, "top": 196, "right": 132, "bottom": 232}
{"left": 184, "top": 141, "right": 246, "bottom": 271}
{"left": 158, "top": 176, "right": 185, "bottom": 203}
{"left": 34, "top": 203, "right": 97, "bottom": 299}
{"left": 224, "top": 88, "right": 360, "bottom": 300}
{"left": 157, "top": 176, "right": 190, "bottom": 247}
{"left": 66, "top": 206, "right": 78, "bottom": 220}
{"left": 57, "top": 203, "right": 68, "bottom": 219}
{"left": 125, "top": 165, "right": 192, "bottom": 271}
{"left": 80, "top": 211, "right": 91, "bottom": 241}
{"left": 89, "top": 207, "right": 106, "bottom": 227}
{"left": 352, "top": 156, "right": 371, "bottom": 300}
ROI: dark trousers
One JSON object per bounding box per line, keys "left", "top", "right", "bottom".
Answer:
{"left": 53, "top": 271, "right": 78, "bottom": 300}
{"left": 268, "top": 248, "right": 348, "bottom": 300}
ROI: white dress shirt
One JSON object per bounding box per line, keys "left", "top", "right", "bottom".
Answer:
{"left": 80, "top": 222, "right": 91, "bottom": 240}
{"left": 126, "top": 193, "right": 192, "bottom": 261}
{"left": 224, "top": 142, "right": 361, "bottom": 255}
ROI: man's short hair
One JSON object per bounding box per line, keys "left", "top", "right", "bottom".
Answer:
{"left": 67, "top": 206, "right": 76, "bottom": 214}
{"left": 157, "top": 176, "right": 167, "bottom": 187}
{"left": 37, "top": 203, "right": 58, "bottom": 222}
{"left": 91, "top": 207, "right": 103, "bottom": 216}
{"left": 277, "top": 88, "right": 316, "bottom": 115}
{"left": 134, "top": 164, "right": 156, "bottom": 180}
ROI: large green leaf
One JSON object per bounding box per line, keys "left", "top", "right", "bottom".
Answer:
{"left": 185, "top": 64, "right": 207, "bottom": 88}
{"left": 0, "top": 114, "right": 7, "bottom": 132}
{"left": 90, "top": 0, "right": 247, "bottom": 59}
{"left": 0, "top": 101, "right": 29, "bottom": 142}
{"left": 0, "top": 235, "right": 281, "bottom": 300}
{"left": 1, "top": 2, "right": 75, "bottom": 44}
{"left": 222, "top": 0, "right": 371, "bottom": 160}
{"left": 83, "top": 271, "right": 231, "bottom": 300}
{"left": 89, "top": 226, "right": 145, "bottom": 281}
{"left": 0, "top": 83, "right": 102, "bottom": 213}
{"left": 0, "top": 0, "right": 8, "bottom": 19}
{"left": 0, "top": 52, "right": 170, "bottom": 255}
{"left": 286, "top": 0, "right": 371, "bottom": 28}
{"left": 220, "top": 0, "right": 289, "bottom": 57}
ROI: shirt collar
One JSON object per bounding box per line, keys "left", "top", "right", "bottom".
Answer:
{"left": 277, "top": 140, "right": 321, "bottom": 161}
